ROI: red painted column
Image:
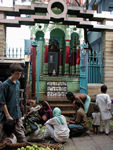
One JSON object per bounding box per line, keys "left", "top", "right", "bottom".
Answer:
{"left": 65, "top": 40, "right": 70, "bottom": 75}
{"left": 76, "top": 46, "right": 80, "bottom": 75}
{"left": 76, "top": 48, "right": 80, "bottom": 65}
{"left": 43, "top": 39, "right": 49, "bottom": 74}
{"left": 70, "top": 47, "right": 76, "bottom": 75}
{"left": 31, "top": 43, "right": 37, "bottom": 98}
{"left": 44, "top": 45, "right": 48, "bottom": 63}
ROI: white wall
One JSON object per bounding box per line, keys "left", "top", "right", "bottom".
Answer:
{"left": 0, "top": 0, "right": 13, "bottom": 7}
{"left": 0, "top": 0, "right": 31, "bottom": 57}
{"left": 0, "top": 0, "right": 31, "bottom": 7}
{"left": 6, "top": 25, "right": 31, "bottom": 58}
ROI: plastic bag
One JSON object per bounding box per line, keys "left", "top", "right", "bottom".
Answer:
{"left": 24, "top": 118, "right": 38, "bottom": 135}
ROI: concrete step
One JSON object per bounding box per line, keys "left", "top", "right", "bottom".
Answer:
{"left": 39, "top": 96, "right": 75, "bottom": 117}
{"left": 46, "top": 100, "right": 71, "bottom": 104}
{"left": 62, "top": 110, "right": 75, "bottom": 116}
{"left": 50, "top": 104, "right": 74, "bottom": 111}
{"left": 40, "top": 96, "right": 71, "bottom": 104}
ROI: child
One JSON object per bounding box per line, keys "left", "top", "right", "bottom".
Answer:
{"left": 96, "top": 85, "right": 112, "bottom": 135}
{"left": 92, "top": 104, "right": 101, "bottom": 134}
{"left": 3, "top": 120, "right": 17, "bottom": 144}
{"left": 45, "top": 107, "right": 70, "bottom": 143}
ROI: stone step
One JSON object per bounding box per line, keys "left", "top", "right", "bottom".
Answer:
{"left": 39, "top": 96, "right": 75, "bottom": 117}
{"left": 40, "top": 96, "right": 71, "bottom": 104}
{"left": 62, "top": 110, "right": 75, "bottom": 116}
{"left": 50, "top": 104, "right": 74, "bottom": 110}
{"left": 47, "top": 100, "right": 71, "bottom": 104}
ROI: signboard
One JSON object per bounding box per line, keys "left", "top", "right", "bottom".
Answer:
{"left": 47, "top": 81, "right": 67, "bottom": 96}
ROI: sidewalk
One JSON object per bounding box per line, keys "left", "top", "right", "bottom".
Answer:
{"left": 63, "top": 131, "right": 113, "bottom": 150}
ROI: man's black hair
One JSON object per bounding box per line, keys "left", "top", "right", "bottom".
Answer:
{"left": 101, "top": 85, "right": 107, "bottom": 93}
{"left": 10, "top": 63, "right": 23, "bottom": 74}
{"left": 66, "top": 92, "right": 75, "bottom": 102}
{"left": 66, "top": 92, "right": 73, "bottom": 97}
{"left": 41, "top": 101, "right": 49, "bottom": 111}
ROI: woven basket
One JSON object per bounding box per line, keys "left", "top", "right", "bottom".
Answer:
{"left": 0, "top": 142, "right": 63, "bottom": 150}
{"left": 0, "top": 142, "right": 27, "bottom": 150}
{"left": 0, "top": 142, "right": 6, "bottom": 150}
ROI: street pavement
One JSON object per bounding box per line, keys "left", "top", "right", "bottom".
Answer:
{"left": 63, "top": 131, "right": 113, "bottom": 150}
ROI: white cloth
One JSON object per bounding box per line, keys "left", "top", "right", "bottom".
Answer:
{"left": 92, "top": 112, "right": 101, "bottom": 126}
{"left": 5, "top": 134, "right": 17, "bottom": 144}
{"left": 96, "top": 94, "right": 112, "bottom": 120}
{"left": 45, "top": 115, "right": 70, "bottom": 142}
{"left": 100, "top": 119, "right": 110, "bottom": 134}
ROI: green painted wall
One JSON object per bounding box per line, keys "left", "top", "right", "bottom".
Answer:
{"left": 35, "top": 24, "right": 80, "bottom": 98}
{"left": 39, "top": 76, "right": 80, "bottom": 95}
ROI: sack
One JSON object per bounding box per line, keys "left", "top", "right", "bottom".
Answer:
{"left": 24, "top": 118, "right": 38, "bottom": 135}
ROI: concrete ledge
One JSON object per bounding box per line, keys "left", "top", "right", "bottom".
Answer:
{"left": 88, "top": 83, "right": 103, "bottom": 100}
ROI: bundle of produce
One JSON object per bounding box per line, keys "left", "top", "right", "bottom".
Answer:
{"left": 16, "top": 143, "right": 63, "bottom": 150}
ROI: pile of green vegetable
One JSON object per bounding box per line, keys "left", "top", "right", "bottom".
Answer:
{"left": 17, "top": 144, "right": 55, "bottom": 150}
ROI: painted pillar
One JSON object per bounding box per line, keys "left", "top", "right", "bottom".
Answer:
{"left": 59, "top": 48, "right": 63, "bottom": 75}
{"left": 71, "top": 47, "right": 76, "bottom": 75}
{"left": 76, "top": 45, "right": 80, "bottom": 75}
{"left": 43, "top": 38, "right": 49, "bottom": 74}
{"left": 65, "top": 40, "right": 70, "bottom": 75}
{"left": 36, "top": 42, "right": 40, "bottom": 104}
{"left": 31, "top": 41, "right": 37, "bottom": 99}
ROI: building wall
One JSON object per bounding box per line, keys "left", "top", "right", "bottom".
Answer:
{"left": 88, "top": 30, "right": 113, "bottom": 100}
{"left": 38, "top": 76, "right": 80, "bottom": 95}
{"left": 102, "top": 31, "right": 113, "bottom": 98}
{"left": 32, "top": 23, "right": 83, "bottom": 97}
{"left": 88, "top": 0, "right": 113, "bottom": 99}
{"left": 0, "top": 24, "right": 6, "bottom": 56}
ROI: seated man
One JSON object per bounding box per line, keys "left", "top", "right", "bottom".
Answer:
{"left": 67, "top": 100, "right": 89, "bottom": 137}
{"left": 66, "top": 92, "right": 91, "bottom": 114}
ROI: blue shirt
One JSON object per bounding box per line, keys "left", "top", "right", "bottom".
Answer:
{"left": 0, "top": 78, "right": 22, "bottom": 121}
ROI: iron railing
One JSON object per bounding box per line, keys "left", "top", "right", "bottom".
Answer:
{"left": 4, "top": 47, "right": 24, "bottom": 58}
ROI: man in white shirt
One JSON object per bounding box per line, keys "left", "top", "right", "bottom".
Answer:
{"left": 96, "top": 85, "right": 112, "bottom": 135}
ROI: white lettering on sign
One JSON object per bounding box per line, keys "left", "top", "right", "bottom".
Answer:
{"left": 47, "top": 81, "right": 67, "bottom": 97}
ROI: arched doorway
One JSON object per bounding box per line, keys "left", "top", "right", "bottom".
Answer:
{"left": 35, "top": 31, "right": 44, "bottom": 41}
{"left": 48, "top": 28, "right": 65, "bottom": 76}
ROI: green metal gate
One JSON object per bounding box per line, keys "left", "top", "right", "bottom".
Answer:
{"left": 88, "top": 50, "right": 104, "bottom": 83}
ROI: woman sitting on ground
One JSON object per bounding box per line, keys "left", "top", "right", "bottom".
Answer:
{"left": 26, "top": 100, "right": 53, "bottom": 125}
{"left": 45, "top": 107, "right": 70, "bottom": 143}
{"left": 38, "top": 100, "right": 53, "bottom": 124}
{"left": 66, "top": 92, "right": 91, "bottom": 114}
{"left": 68, "top": 100, "right": 89, "bottom": 137}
